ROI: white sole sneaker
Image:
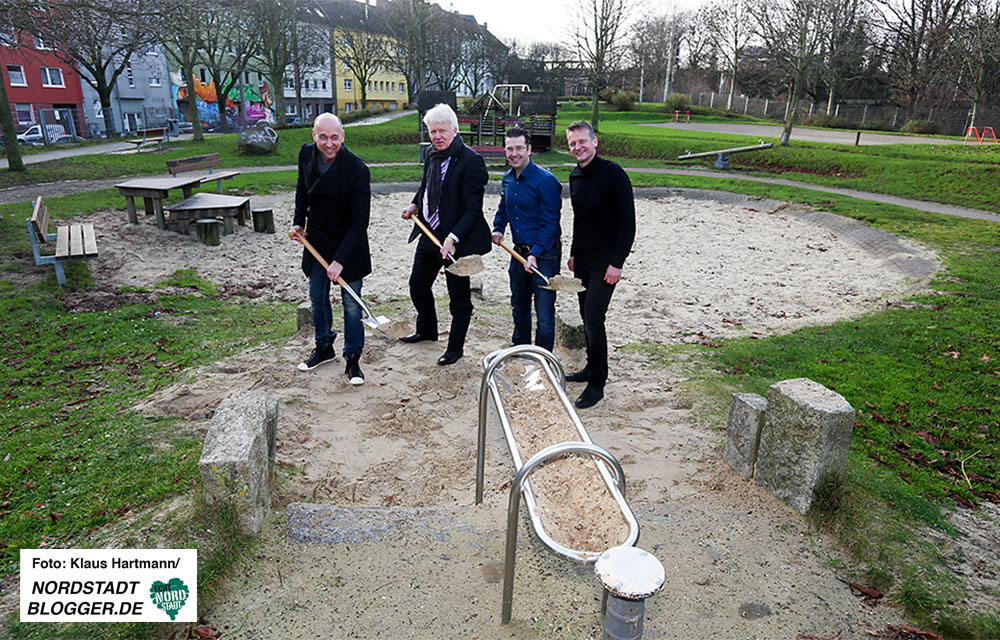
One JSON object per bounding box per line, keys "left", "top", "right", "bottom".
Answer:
{"left": 348, "top": 375, "right": 365, "bottom": 386}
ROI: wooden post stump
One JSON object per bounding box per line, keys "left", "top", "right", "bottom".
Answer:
{"left": 196, "top": 218, "right": 221, "bottom": 246}
{"left": 252, "top": 208, "right": 275, "bottom": 234}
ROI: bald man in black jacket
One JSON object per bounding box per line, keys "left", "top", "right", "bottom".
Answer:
{"left": 290, "top": 113, "right": 372, "bottom": 385}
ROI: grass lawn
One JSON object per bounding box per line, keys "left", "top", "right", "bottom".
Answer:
{"left": 2, "top": 108, "right": 999, "bottom": 638}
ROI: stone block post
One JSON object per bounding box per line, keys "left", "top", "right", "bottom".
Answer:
{"left": 724, "top": 393, "right": 767, "bottom": 481}
{"left": 755, "top": 378, "right": 855, "bottom": 514}
{"left": 199, "top": 390, "right": 279, "bottom": 534}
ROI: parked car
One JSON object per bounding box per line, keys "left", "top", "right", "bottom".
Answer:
{"left": 17, "top": 123, "right": 74, "bottom": 145}
{"left": 178, "top": 121, "right": 193, "bottom": 134}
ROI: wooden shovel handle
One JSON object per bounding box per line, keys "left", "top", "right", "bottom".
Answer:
{"left": 410, "top": 214, "right": 459, "bottom": 264}
{"left": 295, "top": 232, "right": 351, "bottom": 290}
{"left": 497, "top": 239, "right": 529, "bottom": 267}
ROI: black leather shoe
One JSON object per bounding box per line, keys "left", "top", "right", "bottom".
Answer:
{"left": 400, "top": 332, "right": 437, "bottom": 344}
{"left": 565, "top": 369, "right": 591, "bottom": 383}
{"left": 574, "top": 385, "right": 604, "bottom": 409}
{"left": 437, "top": 351, "right": 462, "bottom": 366}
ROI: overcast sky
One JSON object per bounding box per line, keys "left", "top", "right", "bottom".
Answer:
{"left": 440, "top": 0, "right": 707, "bottom": 46}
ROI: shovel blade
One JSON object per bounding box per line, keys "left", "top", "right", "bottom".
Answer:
{"left": 546, "top": 274, "right": 586, "bottom": 293}
{"left": 445, "top": 255, "right": 484, "bottom": 277}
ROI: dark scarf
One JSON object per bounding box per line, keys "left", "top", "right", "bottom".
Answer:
{"left": 425, "top": 133, "right": 463, "bottom": 217}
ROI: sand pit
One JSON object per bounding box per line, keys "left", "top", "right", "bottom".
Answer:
{"left": 58, "top": 189, "right": 942, "bottom": 636}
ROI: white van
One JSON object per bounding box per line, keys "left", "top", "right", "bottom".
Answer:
{"left": 16, "top": 124, "right": 72, "bottom": 145}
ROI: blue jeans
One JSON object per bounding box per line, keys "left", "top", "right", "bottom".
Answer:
{"left": 509, "top": 246, "right": 559, "bottom": 352}
{"left": 308, "top": 261, "right": 363, "bottom": 357}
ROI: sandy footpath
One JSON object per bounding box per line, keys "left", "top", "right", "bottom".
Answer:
{"left": 49, "top": 190, "right": 952, "bottom": 637}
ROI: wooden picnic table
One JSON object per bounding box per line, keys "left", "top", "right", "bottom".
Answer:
{"left": 163, "top": 192, "right": 251, "bottom": 235}
{"left": 114, "top": 176, "right": 204, "bottom": 230}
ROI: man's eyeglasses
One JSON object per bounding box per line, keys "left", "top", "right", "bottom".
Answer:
{"left": 505, "top": 145, "right": 527, "bottom": 153}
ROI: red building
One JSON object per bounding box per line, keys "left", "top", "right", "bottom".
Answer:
{"left": 2, "top": 34, "right": 86, "bottom": 138}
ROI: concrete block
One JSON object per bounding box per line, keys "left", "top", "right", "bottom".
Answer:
{"left": 724, "top": 393, "right": 767, "bottom": 481}
{"left": 297, "top": 301, "right": 312, "bottom": 331}
{"left": 556, "top": 314, "right": 586, "bottom": 350}
{"left": 199, "top": 390, "right": 279, "bottom": 534}
{"left": 755, "top": 378, "right": 855, "bottom": 514}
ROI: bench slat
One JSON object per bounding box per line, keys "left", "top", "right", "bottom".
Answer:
{"left": 82, "top": 223, "right": 98, "bottom": 257}
{"left": 199, "top": 170, "right": 240, "bottom": 184}
{"left": 31, "top": 197, "right": 50, "bottom": 243}
{"left": 167, "top": 153, "right": 222, "bottom": 175}
{"left": 69, "top": 224, "right": 84, "bottom": 258}
{"left": 55, "top": 225, "right": 70, "bottom": 259}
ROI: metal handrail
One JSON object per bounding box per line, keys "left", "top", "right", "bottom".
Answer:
{"left": 476, "top": 345, "right": 565, "bottom": 504}
{"left": 501, "top": 442, "right": 626, "bottom": 625}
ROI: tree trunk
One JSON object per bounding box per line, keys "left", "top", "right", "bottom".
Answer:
{"left": 726, "top": 64, "right": 737, "bottom": 111}
{"left": 0, "top": 67, "right": 25, "bottom": 171}
{"left": 212, "top": 73, "right": 229, "bottom": 133}
{"left": 826, "top": 85, "right": 834, "bottom": 116}
{"left": 97, "top": 77, "right": 118, "bottom": 137}
{"left": 180, "top": 60, "right": 203, "bottom": 141}
{"left": 328, "top": 28, "right": 339, "bottom": 115}
{"left": 591, "top": 90, "right": 600, "bottom": 132}
{"left": 269, "top": 72, "right": 285, "bottom": 128}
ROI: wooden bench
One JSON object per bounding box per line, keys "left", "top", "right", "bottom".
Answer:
{"left": 26, "top": 197, "right": 98, "bottom": 286}
{"left": 126, "top": 127, "right": 168, "bottom": 152}
{"left": 166, "top": 153, "right": 241, "bottom": 194}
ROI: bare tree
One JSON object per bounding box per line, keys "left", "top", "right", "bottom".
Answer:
{"left": 160, "top": 2, "right": 207, "bottom": 140}
{"left": 628, "top": 14, "right": 668, "bottom": 102}
{"left": 817, "top": 0, "right": 873, "bottom": 114}
{"left": 340, "top": 21, "right": 391, "bottom": 110}
{"left": 384, "top": 0, "right": 439, "bottom": 103}
{"left": 197, "top": 4, "right": 259, "bottom": 133}
{"left": 425, "top": 12, "right": 467, "bottom": 93}
{"left": 955, "top": 0, "right": 1000, "bottom": 127}
{"left": 751, "top": 0, "right": 827, "bottom": 144}
{"left": 461, "top": 23, "right": 506, "bottom": 97}
{"left": 568, "top": 0, "right": 635, "bottom": 130}
{"left": 248, "top": 0, "right": 301, "bottom": 128}
{"left": 25, "top": 0, "right": 157, "bottom": 137}
{"left": 0, "top": 3, "right": 28, "bottom": 171}
{"left": 701, "top": 0, "right": 754, "bottom": 109}
{"left": 878, "top": 0, "right": 967, "bottom": 120}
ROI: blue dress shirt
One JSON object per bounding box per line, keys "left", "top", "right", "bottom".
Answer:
{"left": 493, "top": 160, "right": 562, "bottom": 257}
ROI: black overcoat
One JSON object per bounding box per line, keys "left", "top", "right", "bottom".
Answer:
{"left": 293, "top": 143, "right": 372, "bottom": 282}
{"left": 408, "top": 142, "right": 491, "bottom": 257}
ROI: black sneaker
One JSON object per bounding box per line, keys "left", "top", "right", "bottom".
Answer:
{"left": 574, "top": 384, "right": 604, "bottom": 409}
{"left": 345, "top": 354, "right": 365, "bottom": 385}
{"left": 297, "top": 345, "right": 336, "bottom": 371}
{"left": 566, "top": 368, "right": 591, "bottom": 383}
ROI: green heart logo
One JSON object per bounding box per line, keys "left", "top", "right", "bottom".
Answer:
{"left": 149, "top": 578, "right": 189, "bottom": 621}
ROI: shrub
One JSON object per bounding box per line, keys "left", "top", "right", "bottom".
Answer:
{"left": 664, "top": 93, "right": 689, "bottom": 113}
{"left": 802, "top": 113, "right": 858, "bottom": 129}
{"left": 598, "top": 87, "right": 617, "bottom": 103}
{"left": 900, "top": 119, "right": 940, "bottom": 134}
{"left": 611, "top": 91, "right": 637, "bottom": 111}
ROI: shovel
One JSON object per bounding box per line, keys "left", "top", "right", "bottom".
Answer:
{"left": 295, "top": 233, "right": 410, "bottom": 338}
{"left": 496, "top": 239, "right": 585, "bottom": 293}
{"left": 409, "top": 214, "right": 485, "bottom": 277}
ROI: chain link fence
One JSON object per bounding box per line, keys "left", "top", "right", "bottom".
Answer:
{"left": 689, "top": 92, "right": 1000, "bottom": 137}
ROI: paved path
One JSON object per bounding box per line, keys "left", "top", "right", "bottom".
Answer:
{"left": 641, "top": 122, "right": 961, "bottom": 146}
{"left": 0, "top": 111, "right": 416, "bottom": 170}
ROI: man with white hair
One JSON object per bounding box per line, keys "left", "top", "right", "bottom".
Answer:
{"left": 401, "top": 103, "right": 490, "bottom": 366}
{"left": 289, "top": 112, "right": 372, "bottom": 385}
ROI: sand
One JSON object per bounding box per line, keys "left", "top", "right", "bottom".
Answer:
{"left": 42, "top": 189, "right": 959, "bottom": 637}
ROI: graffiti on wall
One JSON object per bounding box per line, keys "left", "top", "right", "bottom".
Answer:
{"left": 171, "top": 72, "right": 275, "bottom": 125}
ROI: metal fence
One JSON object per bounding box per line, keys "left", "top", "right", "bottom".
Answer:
{"left": 689, "top": 92, "right": 1000, "bottom": 137}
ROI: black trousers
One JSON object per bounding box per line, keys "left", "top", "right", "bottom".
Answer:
{"left": 574, "top": 260, "right": 617, "bottom": 388}
{"left": 409, "top": 237, "right": 473, "bottom": 354}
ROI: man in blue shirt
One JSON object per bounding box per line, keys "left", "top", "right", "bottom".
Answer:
{"left": 492, "top": 126, "right": 563, "bottom": 352}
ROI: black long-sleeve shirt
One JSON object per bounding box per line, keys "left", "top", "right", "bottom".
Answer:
{"left": 568, "top": 155, "right": 636, "bottom": 269}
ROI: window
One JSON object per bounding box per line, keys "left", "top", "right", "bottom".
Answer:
{"left": 344, "top": 102, "right": 353, "bottom": 113}
{"left": 284, "top": 78, "right": 294, "bottom": 89}
{"left": 286, "top": 103, "right": 296, "bottom": 115}
{"left": 244, "top": 71, "right": 251, "bottom": 84}
{"left": 149, "top": 73, "right": 161, "bottom": 87}
{"left": 15, "top": 103, "right": 32, "bottom": 123}
{"left": 391, "top": 82, "right": 396, "bottom": 92}
{"left": 93, "top": 100, "right": 103, "bottom": 119}
{"left": 125, "top": 61, "right": 134, "bottom": 87}
{"left": 321, "top": 80, "right": 326, "bottom": 90}
{"left": 40, "top": 67, "right": 64, "bottom": 88}
{"left": 341, "top": 35, "right": 349, "bottom": 46}
{"left": 342, "top": 58, "right": 349, "bottom": 71}
{"left": 7, "top": 64, "right": 25, "bottom": 86}
{"left": 34, "top": 36, "right": 50, "bottom": 50}
{"left": 199, "top": 68, "right": 207, "bottom": 84}
{"left": 400, "top": 83, "right": 405, "bottom": 94}
{"left": 258, "top": 73, "right": 264, "bottom": 87}
{"left": 367, "top": 81, "right": 371, "bottom": 91}
{"left": 344, "top": 78, "right": 352, "bottom": 91}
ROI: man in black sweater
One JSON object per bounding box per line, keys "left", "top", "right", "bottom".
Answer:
{"left": 289, "top": 113, "right": 372, "bottom": 385}
{"left": 565, "top": 120, "right": 636, "bottom": 408}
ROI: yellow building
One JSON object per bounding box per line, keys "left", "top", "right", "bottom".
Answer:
{"left": 333, "top": 28, "right": 407, "bottom": 114}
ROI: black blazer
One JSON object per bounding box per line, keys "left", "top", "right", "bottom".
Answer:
{"left": 409, "top": 142, "right": 491, "bottom": 257}
{"left": 294, "top": 143, "right": 372, "bottom": 282}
